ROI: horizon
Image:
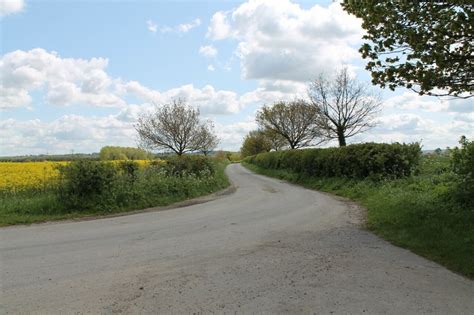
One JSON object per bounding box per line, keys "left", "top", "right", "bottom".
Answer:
{"left": 1, "top": 0, "right": 473, "bottom": 156}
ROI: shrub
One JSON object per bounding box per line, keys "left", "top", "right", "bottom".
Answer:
{"left": 57, "top": 160, "right": 119, "bottom": 209}
{"left": 244, "top": 142, "right": 421, "bottom": 179}
{"left": 164, "top": 155, "right": 215, "bottom": 177}
{"left": 118, "top": 160, "right": 140, "bottom": 181}
{"left": 451, "top": 136, "right": 474, "bottom": 204}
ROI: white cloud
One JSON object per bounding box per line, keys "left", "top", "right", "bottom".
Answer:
{"left": 177, "top": 18, "right": 201, "bottom": 33}
{"left": 240, "top": 79, "right": 307, "bottom": 105}
{"left": 207, "top": 11, "right": 232, "bottom": 40}
{"left": 160, "top": 18, "right": 201, "bottom": 34}
{"left": 1, "top": 48, "right": 249, "bottom": 116}
{"left": 448, "top": 98, "right": 474, "bottom": 113}
{"left": 199, "top": 45, "right": 218, "bottom": 58}
{"left": 146, "top": 20, "right": 157, "bottom": 33}
{"left": 384, "top": 92, "right": 448, "bottom": 112}
{"left": 162, "top": 84, "right": 242, "bottom": 115}
{"left": 0, "top": 115, "right": 137, "bottom": 155}
{"left": 0, "top": 0, "right": 24, "bottom": 16}
{"left": 0, "top": 113, "right": 257, "bottom": 155}
{"left": 0, "top": 48, "right": 125, "bottom": 109}
{"left": 350, "top": 113, "right": 473, "bottom": 149}
{"left": 215, "top": 119, "right": 257, "bottom": 150}
{"left": 115, "top": 80, "right": 162, "bottom": 103}
{"left": 207, "top": 0, "right": 363, "bottom": 82}
{"left": 384, "top": 91, "right": 474, "bottom": 114}
{"left": 116, "top": 81, "right": 243, "bottom": 115}
{"left": 207, "top": 64, "right": 215, "bottom": 72}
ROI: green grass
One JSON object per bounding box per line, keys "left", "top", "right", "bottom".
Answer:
{"left": 0, "top": 161, "right": 230, "bottom": 226}
{"left": 242, "top": 156, "right": 474, "bottom": 279}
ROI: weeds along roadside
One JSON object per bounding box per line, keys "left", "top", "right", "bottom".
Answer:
{"left": 0, "top": 156, "right": 230, "bottom": 226}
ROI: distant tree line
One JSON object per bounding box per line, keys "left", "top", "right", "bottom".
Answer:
{"left": 99, "top": 146, "right": 151, "bottom": 160}
{"left": 0, "top": 153, "right": 100, "bottom": 162}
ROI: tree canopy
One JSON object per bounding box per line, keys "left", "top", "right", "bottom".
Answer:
{"left": 240, "top": 130, "right": 272, "bottom": 158}
{"left": 135, "top": 99, "right": 218, "bottom": 155}
{"left": 256, "top": 100, "right": 324, "bottom": 149}
{"left": 342, "top": 1, "right": 473, "bottom": 98}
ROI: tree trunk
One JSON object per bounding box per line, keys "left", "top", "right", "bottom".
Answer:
{"left": 337, "top": 130, "right": 346, "bottom": 147}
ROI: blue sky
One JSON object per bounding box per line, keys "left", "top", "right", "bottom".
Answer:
{"left": 1, "top": 0, "right": 472, "bottom": 155}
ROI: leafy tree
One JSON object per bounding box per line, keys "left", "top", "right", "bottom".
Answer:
{"left": 240, "top": 130, "right": 272, "bottom": 158}
{"left": 342, "top": 1, "right": 473, "bottom": 98}
{"left": 135, "top": 99, "right": 218, "bottom": 156}
{"left": 451, "top": 135, "right": 474, "bottom": 202}
{"left": 256, "top": 100, "right": 324, "bottom": 149}
{"left": 309, "top": 68, "right": 381, "bottom": 147}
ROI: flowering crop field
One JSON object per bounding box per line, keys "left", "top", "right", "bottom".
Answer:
{"left": 0, "top": 160, "right": 155, "bottom": 191}
{"left": 0, "top": 162, "right": 66, "bottom": 191}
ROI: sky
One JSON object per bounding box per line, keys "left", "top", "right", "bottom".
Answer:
{"left": 1, "top": 0, "right": 473, "bottom": 156}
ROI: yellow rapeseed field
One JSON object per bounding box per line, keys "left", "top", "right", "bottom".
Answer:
{"left": 0, "top": 162, "right": 66, "bottom": 191}
{"left": 0, "top": 160, "right": 160, "bottom": 191}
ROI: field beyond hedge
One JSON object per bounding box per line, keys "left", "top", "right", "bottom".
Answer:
{"left": 242, "top": 143, "right": 474, "bottom": 279}
{"left": 0, "top": 160, "right": 154, "bottom": 191}
{"left": 0, "top": 157, "right": 229, "bottom": 226}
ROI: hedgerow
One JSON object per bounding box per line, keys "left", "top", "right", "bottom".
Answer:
{"left": 243, "top": 142, "right": 421, "bottom": 179}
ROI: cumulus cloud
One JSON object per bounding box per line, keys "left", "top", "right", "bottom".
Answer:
{"left": 240, "top": 79, "right": 307, "bottom": 105}
{"left": 0, "top": 115, "right": 137, "bottom": 155}
{"left": 0, "top": 48, "right": 251, "bottom": 115}
{"left": 0, "top": 0, "right": 24, "bottom": 16}
{"left": 384, "top": 91, "right": 474, "bottom": 114}
{"left": 165, "top": 84, "right": 241, "bottom": 115}
{"left": 0, "top": 113, "right": 258, "bottom": 155}
{"left": 207, "top": 64, "right": 215, "bottom": 72}
{"left": 207, "top": 11, "right": 232, "bottom": 40}
{"left": 215, "top": 119, "right": 257, "bottom": 150}
{"left": 115, "top": 81, "right": 243, "bottom": 115}
{"left": 0, "top": 48, "right": 125, "bottom": 109}
{"left": 207, "top": 0, "right": 363, "bottom": 82}
{"left": 199, "top": 45, "right": 218, "bottom": 58}
{"left": 348, "top": 112, "right": 473, "bottom": 150}
{"left": 448, "top": 98, "right": 474, "bottom": 113}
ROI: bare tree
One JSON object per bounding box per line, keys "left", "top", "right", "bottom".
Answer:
{"left": 135, "top": 99, "right": 218, "bottom": 155}
{"left": 308, "top": 68, "right": 382, "bottom": 146}
{"left": 256, "top": 100, "right": 324, "bottom": 149}
{"left": 194, "top": 121, "right": 219, "bottom": 156}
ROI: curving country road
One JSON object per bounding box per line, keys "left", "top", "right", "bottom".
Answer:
{"left": 1, "top": 164, "right": 473, "bottom": 314}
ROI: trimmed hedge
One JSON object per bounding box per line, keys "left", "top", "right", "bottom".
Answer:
{"left": 243, "top": 142, "right": 421, "bottom": 179}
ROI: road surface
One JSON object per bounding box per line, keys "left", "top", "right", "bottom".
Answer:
{"left": 1, "top": 163, "right": 473, "bottom": 314}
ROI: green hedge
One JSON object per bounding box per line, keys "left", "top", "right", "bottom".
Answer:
{"left": 243, "top": 143, "right": 421, "bottom": 179}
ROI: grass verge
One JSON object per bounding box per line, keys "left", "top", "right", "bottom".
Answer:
{"left": 242, "top": 159, "right": 473, "bottom": 279}
{"left": 0, "top": 160, "right": 230, "bottom": 226}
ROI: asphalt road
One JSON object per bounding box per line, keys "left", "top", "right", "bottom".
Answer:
{"left": 1, "top": 163, "right": 473, "bottom": 314}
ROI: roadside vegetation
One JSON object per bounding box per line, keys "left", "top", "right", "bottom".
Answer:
{"left": 0, "top": 100, "right": 230, "bottom": 226}
{"left": 242, "top": 138, "right": 474, "bottom": 278}
{"left": 0, "top": 155, "right": 230, "bottom": 226}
